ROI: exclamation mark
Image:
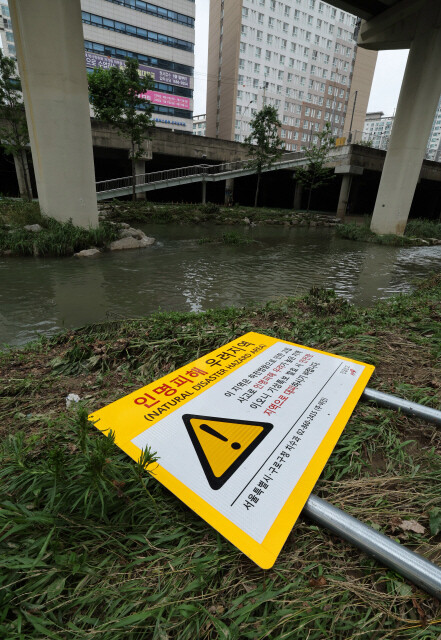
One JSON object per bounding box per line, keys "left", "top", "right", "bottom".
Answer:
{"left": 199, "top": 423, "right": 241, "bottom": 450}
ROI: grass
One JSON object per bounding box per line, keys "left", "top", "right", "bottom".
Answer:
{"left": 100, "top": 200, "right": 334, "bottom": 226}
{"left": 0, "top": 199, "right": 119, "bottom": 257}
{"left": 1, "top": 277, "right": 441, "bottom": 638}
{"left": 406, "top": 219, "right": 441, "bottom": 240}
{"left": 337, "top": 219, "right": 441, "bottom": 246}
{"left": 336, "top": 223, "right": 416, "bottom": 246}
{"left": 198, "top": 231, "right": 256, "bottom": 245}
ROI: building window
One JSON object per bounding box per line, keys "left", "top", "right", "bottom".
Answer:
{"left": 84, "top": 41, "right": 194, "bottom": 77}
{"left": 103, "top": 0, "right": 194, "bottom": 27}
{"left": 82, "top": 12, "right": 194, "bottom": 52}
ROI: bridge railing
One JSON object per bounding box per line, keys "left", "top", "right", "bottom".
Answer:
{"left": 95, "top": 152, "right": 307, "bottom": 194}
{"left": 96, "top": 162, "right": 238, "bottom": 193}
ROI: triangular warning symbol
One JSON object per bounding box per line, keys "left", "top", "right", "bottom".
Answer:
{"left": 183, "top": 414, "right": 273, "bottom": 490}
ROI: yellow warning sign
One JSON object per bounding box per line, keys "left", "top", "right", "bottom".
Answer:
{"left": 89, "top": 332, "right": 375, "bottom": 569}
{"left": 183, "top": 415, "right": 273, "bottom": 490}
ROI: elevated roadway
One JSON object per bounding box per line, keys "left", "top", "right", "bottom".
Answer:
{"left": 9, "top": 0, "right": 441, "bottom": 233}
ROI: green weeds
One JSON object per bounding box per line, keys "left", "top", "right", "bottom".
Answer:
{"left": 0, "top": 200, "right": 119, "bottom": 256}
{"left": 1, "top": 277, "right": 441, "bottom": 638}
{"left": 198, "top": 231, "right": 255, "bottom": 245}
{"left": 336, "top": 223, "right": 416, "bottom": 246}
{"left": 337, "top": 219, "right": 441, "bottom": 246}
{"left": 405, "top": 218, "right": 441, "bottom": 240}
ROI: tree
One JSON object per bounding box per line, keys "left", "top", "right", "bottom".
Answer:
{"left": 244, "top": 105, "right": 283, "bottom": 207}
{"left": 295, "top": 123, "right": 336, "bottom": 213}
{"left": 0, "top": 51, "right": 32, "bottom": 201}
{"left": 88, "top": 58, "right": 155, "bottom": 201}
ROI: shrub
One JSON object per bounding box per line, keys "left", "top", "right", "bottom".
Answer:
{"left": 200, "top": 202, "right": 220, "bottom": 215}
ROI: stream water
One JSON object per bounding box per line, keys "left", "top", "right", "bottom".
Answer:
{"left": 1, "top": 224, "right": 440, "bottom": 347}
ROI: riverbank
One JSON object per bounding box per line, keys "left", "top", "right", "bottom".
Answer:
{"left": 0, "top": 199, "right": 122, "bottom": 257}
{"left": 2, "top": 199, "right": 441, "bottom": 256}
{"left": 102, "top": 201, "right": 441, "bottom": 246}
{"left": 100, "top": 200, "right": 341, "bottom": 228}
{"left": 1, "top": 278, "right": 441, "bottom": 638}
{"left": 337, "top": 220, "right": 441, "bottom": 247}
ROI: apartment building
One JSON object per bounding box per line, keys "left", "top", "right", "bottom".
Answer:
{"left": 193, "top": 113, "right": 207, "bottom": 135}
{"left": 0, "top": 0, "right": 195, "bottom": 133}
{"left": 206, "top": 0, "right": 377, "bottom": 151}
{"left": 0, "top": 1, "right": 14, "bottom": 57}
{"left": 363, "top": 100, "right": 441, "bottom": 162}
{"left": 362, "top": 111, "right": 393, "bottom": 151}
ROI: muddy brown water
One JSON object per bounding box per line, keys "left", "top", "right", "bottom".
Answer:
{"left": 1, "top": 224, "right": 440, "bottom": 347}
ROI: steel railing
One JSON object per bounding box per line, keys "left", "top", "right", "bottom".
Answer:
{"left": 95, "top": 152, "right": 307, "bottom": 195}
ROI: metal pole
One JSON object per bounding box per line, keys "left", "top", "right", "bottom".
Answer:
{"left": 362, "top": 387, "right": 441, "bottom": 426}
{"left": 303, "top": 494, "right": 441, "bottom": 599}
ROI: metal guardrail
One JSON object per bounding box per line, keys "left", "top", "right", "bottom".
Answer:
{"left": 95, "top": 152, "right": 307, "bottom": 195}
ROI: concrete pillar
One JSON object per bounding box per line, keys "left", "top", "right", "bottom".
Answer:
{"left": 134, "top": 159, "right": 146, "bottom": 200}
{"left": 201, "top": 178, "right": 207, "bottom": 204}
{"left": 224, "top": 177, "right": 234, "bottom": 205}
{"left": 336, "top": 174, "right": 352, "bottom": 220}
{"left": 370, "top": 2, "right": 441, "bottom": 235}
{"left": 293, "top": 182, "right": 303, "bottom": 210}
{"left": 13, "top": 150, "right": 32, "bottom": 199}
{"left": 9, "top": 0, "right": 98, "bottom": 227}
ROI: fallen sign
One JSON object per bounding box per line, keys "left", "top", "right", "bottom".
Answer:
{"left": 89, "top": 331, "right": 374, "bottom": 568}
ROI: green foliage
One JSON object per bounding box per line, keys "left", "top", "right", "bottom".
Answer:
{"left": 405, "top": 218, "right": 441, "bottom": 240}
{"left": 221, "top": 231, "right": 254, "bottom": 245}
{"left": 0, "top": 51, "right": 32, "bottom": 200}
{"left": 0, "top": 198, "right": 42, "bottom": 228}
{"left": 200, "top": 202, "right": 220, "bottom": 215}
{"left": 88, "top": 58, "right": 155, "bottom": 200}
{"left": 357, "top": 139, "right": 373, "bottom": 148}
{"left": 1, "top": 276, "right": 441, "bottom": 637}
{"left": 197, "top": 232, "right": 255, "bottom": 246}
{"left": 295, "top": 123, "right": 336, "bottom": 212}
{"left": 0, "top": 203, "right": 119, "bottom": 257}
{"left": 244, "top": 105, "right": 283, "bottom": 207}
{"left": 337, "top": 223, "right": 418, "bottom": 246}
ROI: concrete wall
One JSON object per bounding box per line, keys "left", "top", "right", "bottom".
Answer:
{"left": 92, "top": 119, "right": 249, "bottom": 163}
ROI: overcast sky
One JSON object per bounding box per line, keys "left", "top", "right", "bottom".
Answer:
{"left": 194, "top": 0, "right": 409, "bottom": 118}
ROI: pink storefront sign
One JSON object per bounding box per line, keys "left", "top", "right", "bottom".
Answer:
{"left": 138, "top": 91, "right": 191, "bottom": 110}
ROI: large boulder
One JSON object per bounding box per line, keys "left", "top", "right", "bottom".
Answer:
{"left": 109, "top": 236, "right": 155, "bottom": 251}
{"left": 119, "top": 226, "right": 147, "bottom": 240}
{"left": 74, "top": 248, "right": 101, "bottom": 258}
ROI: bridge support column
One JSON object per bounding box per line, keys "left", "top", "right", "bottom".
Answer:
{"left": 293, "top": 181, "right": 303, "bottom": 210}
{"left": 336, "top": 175, "right": 351, "bottom": 220}
{"left": 335, "top": 166, "right": 363, "bottom": 220}
{"left": 13, "top": 151, "right": 32, "bottom": 200}
{"left": 134, "top": 159, "right": 146, "bottom": 200}
{"left": 201, "top": 177, "right": 207, "bottom": 204}
{"left": 224, "top": 178, "right": 234, "bottom": 205}
{"left": 9, "top": 0, "right": 98, "bottom": 227}
{"left": 370, "top": 2, "right": 441, "bottom": 235}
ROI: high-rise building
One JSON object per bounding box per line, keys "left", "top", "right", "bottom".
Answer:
{"left": 362, "top": 111, "right": 393, "bottom": 151}
{"left": 426, "top": 97, "right": 441, "bottom": 162}
{"left": 0, "top": 0, "right": 195, "bottom": 134}
{"left": 0, "top": 2, "right": 15, "bottom": 57}
{"left": 363, "top": 99, "right": 441, "bottom": 161}
{"left": 193, "top": 113, "right": 207, "bottom": 135}
{"left": 206, "top": 0, "right": 377, "bottom": 151}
